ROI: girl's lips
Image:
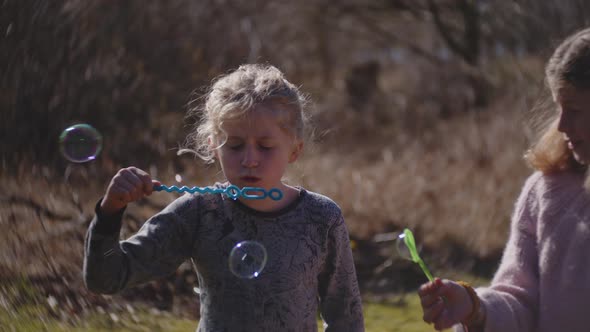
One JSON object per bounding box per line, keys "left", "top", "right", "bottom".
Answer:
{"left": 240, "top": 176, "right": 261, "bottom": 183}
{"left": 568, "top": 140, "right": 582, "bottom": 150}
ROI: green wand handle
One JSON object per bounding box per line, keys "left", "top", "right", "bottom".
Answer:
{"left": 402, "top": 228, "right": 434, "bottom": 281}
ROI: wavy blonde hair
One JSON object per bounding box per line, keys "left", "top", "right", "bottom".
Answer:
{"left": 525, "top": 28, "right": 590, "bottom": 189}
{"left": 180, "top": 64, "right": 310, "bottom": 163}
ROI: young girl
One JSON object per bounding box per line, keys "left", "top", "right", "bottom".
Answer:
{"left": 417, "top": 28, "right": 590, "bottom": 332}
{"left": 83, "top": 64, "right": 365, "bottom": 331}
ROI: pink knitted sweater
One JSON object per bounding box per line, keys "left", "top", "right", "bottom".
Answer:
{"left": 457, "top": 170, "right": 590, "bottom": 332}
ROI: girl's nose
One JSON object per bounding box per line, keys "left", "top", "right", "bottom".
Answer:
{"left": 557, "top": 111, "right": 571, "bottom": 133}
{"left": 241, "top": 146, "right": 259, "bottom": 168}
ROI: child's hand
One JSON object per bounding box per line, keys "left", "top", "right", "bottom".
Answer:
{"left": 100, "top": 167, "right": 161, "bottom": 215}
{"left": 418, "top": 278, "right": 473, "bottom": 330}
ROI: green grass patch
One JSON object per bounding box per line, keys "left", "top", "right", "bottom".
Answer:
{"left": 363, "top": 296, "right": 440, "bottom": 332}
{"left": 1, "top": 276, "right": 495, "bottom": 331}
{"left": 1, "top": 295, "right": 446, "bottom": 332}
{"left": 0, "top": 304, "right": 197, "bottom": 332}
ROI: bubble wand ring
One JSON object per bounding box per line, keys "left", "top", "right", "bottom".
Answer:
{"left": 153, "top": 184, "right": 283, "bottom": 201}
{"left": 400, "top": 228, "right": 434, "bottom": 281}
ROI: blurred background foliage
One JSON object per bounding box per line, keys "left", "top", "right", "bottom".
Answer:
{"left": 2, "top": 0, "right": 590, "bottom": 329}
{"left": 4, "top": 0, "right": 590, "bottom": 170}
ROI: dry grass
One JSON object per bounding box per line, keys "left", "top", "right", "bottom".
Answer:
{"left": 0, "top": 56, "right": 546, "bottom": 328}
{"left": 290, "top": 93, "right": 531, "bottom": 260}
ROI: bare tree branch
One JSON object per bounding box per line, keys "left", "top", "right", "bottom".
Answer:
{"left": 426, "top": 0, "right": 480, "bottom": 65}
{"left": 333, "top": 3, "right": 444, "bottom": 65}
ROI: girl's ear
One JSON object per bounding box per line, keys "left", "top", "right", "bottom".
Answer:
{"left": 208, "top": 136, "right": 218, "bottom": 159}
{"left": 288, "top": 140, "right": 304, "bottom": 163}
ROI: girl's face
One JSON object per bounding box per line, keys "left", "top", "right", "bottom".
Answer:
{"left": 556, "top": 85, "right": 590, "bottom": 165}
{"left": 212, "top": 103, "right": 303, "bottom": 192}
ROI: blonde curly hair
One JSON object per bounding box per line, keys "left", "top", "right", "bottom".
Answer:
{"left": 180, "top": 64, "right": 310, "bottom": 163}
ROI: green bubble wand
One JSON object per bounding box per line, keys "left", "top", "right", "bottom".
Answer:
{"left": 399, "top": 228, "right": 434, "bottom": 281}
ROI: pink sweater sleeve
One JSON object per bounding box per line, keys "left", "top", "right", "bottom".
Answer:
{"left": 455, "top": 173, "right": 541, "bottom": 332}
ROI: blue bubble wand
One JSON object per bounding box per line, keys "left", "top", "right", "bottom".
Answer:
{"left": 153, "top": 184, "right": 283, "bottom": 201}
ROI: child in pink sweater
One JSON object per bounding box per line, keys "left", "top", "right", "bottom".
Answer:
{"left": 418, "top": 28, "right": 590, "bottom": 332}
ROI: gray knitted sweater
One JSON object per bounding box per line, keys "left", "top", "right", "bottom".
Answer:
{"left": 84, "top": 184, "right": 364, "bottom": 331}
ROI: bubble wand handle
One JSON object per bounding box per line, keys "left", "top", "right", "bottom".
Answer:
{"left": 402, "top": 228, "right": 434, "bottom": 281}
{"left": 153, "top": 184, "right": 283, "bottom": 201}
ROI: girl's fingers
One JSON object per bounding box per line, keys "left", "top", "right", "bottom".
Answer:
{"left": 423, "top": 296, "right": 445, "bottom": 323}
{"left": 119, "top": 168, "right": 153, "bottom": 197}
{"left": 110, "top": 182, "right": 133, "bottom": 203}
{"left": 419, "top": 278, "right": 466, "bottom": 330}
{"left": 117, "top": 176, "right": 136, "bottom": 191}
{"left": 121, "top": 168, "right": 143, "bottom": 187}
{"left": 418, "top": 278, "right": 441, "bottom": 296}
{"left": 101, "top": 167, "right": 153, "bottom": 214}
{"left": 110, "top": 177, "right": 140, "bottom": 203}
{"left": 116, "top": 178, "right": 139, "bottom": 199}
{"left": 126, "top": 167, "right": 154, "bottom": 195}
{"left": 135, "top": 172, "right": 155, "bottom": 195}
{"left": 140, "top": 174, "right": 153, "bottom": 194}
{"left": 434, "top": 310, "right": 456, "bottom": 331}
{"left": 420, "top": 293, "right": 442, "bottom": 308}
{"left": 103, "top": 167, "right": 156, "bottom": 214}
{"left": 426, "top": 304, "right": 456, "bottom": 331}
{"left": 418, "top": 284, "right": 432, "bottom": 296}
{"left": 434, "top": 277, "right": 444, "bottom": 287}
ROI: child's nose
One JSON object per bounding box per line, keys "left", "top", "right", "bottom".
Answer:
{"left": 557, "top": 111, "right": 572, "bottom": 134}
{"left": 241, "top": 146, "right": 259, "bottom": 168}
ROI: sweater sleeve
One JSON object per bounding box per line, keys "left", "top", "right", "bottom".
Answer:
{"left": 318, "top": 214, "right": 365, "bottom": 332}
{"left": 455, "top": 173, "right": 541, "bottom": 332}
{"left": 83, "top": 196, "right": 196, "bottom": 294}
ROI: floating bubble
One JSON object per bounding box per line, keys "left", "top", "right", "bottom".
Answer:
{"left": 228, "top": 240, "right": 267, "bottom": 279}
{"left": 59, "top": 124, "right": 103, "bottom": 163}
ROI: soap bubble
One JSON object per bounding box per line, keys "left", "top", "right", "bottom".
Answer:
{"left": 59, "top": 124, "right": 102, "bottom": 163}
{"left": 228, "top": 241, "right": 267, "bottom": 279}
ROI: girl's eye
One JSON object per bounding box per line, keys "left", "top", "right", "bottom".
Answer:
{"left": 227, "top": 144, "right": 243, "bottom": 150}
{"left": 563, "top": 107, "right": 581, "bottom": 114}
{"left": 259, "top": 145, "right": 274, "bottom": 150}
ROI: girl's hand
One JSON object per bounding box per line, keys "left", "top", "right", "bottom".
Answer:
{"left": 100, "top": 167, "right": 161, "bottom": 215}
{"left": 418, "top": 278, "right": 474, "bottom": 330}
